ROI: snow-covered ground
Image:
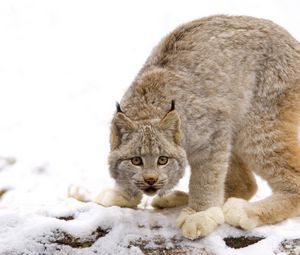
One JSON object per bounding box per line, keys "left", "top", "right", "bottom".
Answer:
{"left": 0, "top": 0, "right": 300, "bottom": 254}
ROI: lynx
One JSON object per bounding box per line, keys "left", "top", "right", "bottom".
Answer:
{"left": 96, "top": 15, "right": 300, "bottom": 239}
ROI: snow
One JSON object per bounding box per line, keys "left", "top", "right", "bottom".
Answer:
{"left": 0, "top": 199, "right": 300, "bottom": 255}
{"left": 0, "top": 0, "right": 300, "bottom": 254}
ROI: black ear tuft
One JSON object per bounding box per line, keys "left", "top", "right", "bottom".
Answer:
{"left": 116, "top": 102, "right": 123, "bottom": 113}
{"left": 170, "top": 100, "right": 175, "bottom": 112}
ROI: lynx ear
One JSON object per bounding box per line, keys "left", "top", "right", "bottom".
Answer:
{"left": 159, "top": 101, "right": 182, "bottom": 145}
{"left": 111, "top": 103, "right": 136, "bottom": 149}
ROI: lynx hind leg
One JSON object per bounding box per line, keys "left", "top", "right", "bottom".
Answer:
{"left": 223, "top": 197, "right": 261, "bottom": 230}
{"left": 225, "top": 154, "right": 257, "bottom": 201}
{"left": 224, "top": 139, "right": 300, "bottom": 229}
{"left": 224, "top": 193, "right": 300, "bottom": 230}
{"left": 93, "top": 188, "right": 142, "bottom": 208}
{"left": 151, "top": 191, "right": 188, "bottom": 209}
{"left": 225, "top": 82, "right": 300, "bottom": 230}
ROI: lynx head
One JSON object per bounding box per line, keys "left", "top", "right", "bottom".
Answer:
{"left": 108, "top": 101, "right": 187, "bottom": 197}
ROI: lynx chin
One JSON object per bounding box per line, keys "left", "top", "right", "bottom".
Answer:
{"left": 98, "top": 15, "right": 300, "bottom": 239}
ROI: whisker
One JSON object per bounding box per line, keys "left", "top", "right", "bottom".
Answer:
{"left": 157, "top": 181, "right": 167, "bottom": 184}
{"left": 132, "top": 181, "right": 144, "bottom": 184}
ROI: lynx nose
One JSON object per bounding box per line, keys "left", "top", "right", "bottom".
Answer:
{"left": 144, "top": 175, "right": 158, "bottom": 186}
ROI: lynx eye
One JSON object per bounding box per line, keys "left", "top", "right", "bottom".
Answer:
{"left": 158, "top": 156, "right": 168, "bottom": 165}
{"left": 131, "top": 156, "right": 143, "bottom": 166}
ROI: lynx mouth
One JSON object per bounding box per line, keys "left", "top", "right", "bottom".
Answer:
{"left": 142, "top": 187, "right": 158, "bottom": 196}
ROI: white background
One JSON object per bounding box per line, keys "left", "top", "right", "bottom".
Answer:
{"left": 0, "top": 0, "right": 299, "bottom": 205}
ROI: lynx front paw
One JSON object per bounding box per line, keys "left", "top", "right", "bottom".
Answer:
{"left": 151, "top": 191, "right": 188, "bottom": 209}
{"left": 68, "top": 185, "right": 90, "bottom": 202}
{"left": 176, "top": 207, "right": 224, "bottom": 240}
{"left": 223, "top": 198, "right": 261, "bottom": 230}
{"left": 93, "top": 188, "right": 142, "bottom": 208}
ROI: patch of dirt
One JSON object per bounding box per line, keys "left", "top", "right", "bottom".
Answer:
{"left": 0, "top": 188, "right": 9, "bottom": 199}
{"left": 56, "top": 215, "right": 75, "bottom": 221}
{"left": 277, "top": 239, "right": 300, "bottom": 255}
{"left": 150, "top": 224, "right": 163, "bottom": 230}
{"left": 128, "top": 236, "right": 214, "bottom": 255}
{"left": 51, "top": 227, "right": 110, "bottom": 248}
{"left": 224, "top": 236, "right": 265, "bottom": 249}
